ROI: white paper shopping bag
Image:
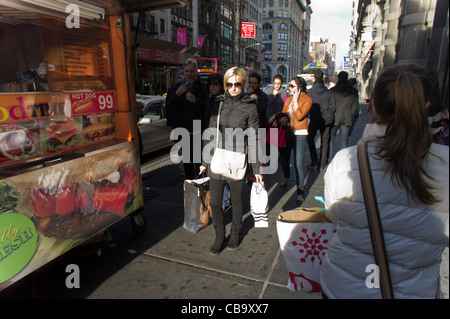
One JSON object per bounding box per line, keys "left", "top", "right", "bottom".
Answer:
{"left": 250, "top": 182, "right": 269, "bottom": 228}
{"left": 276, "top": 208, "right": 335, "bottom": 293}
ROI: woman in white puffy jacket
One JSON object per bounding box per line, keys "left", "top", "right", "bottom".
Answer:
{"left": 320, "top": 64, "right": 449, "bottom": 299}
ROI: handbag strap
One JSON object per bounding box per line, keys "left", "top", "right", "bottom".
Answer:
{"left": 357, "top": 142, "right": 394, "bottom": 299}
{"left": 215, "top": 101, "right": 223, "bottom": 149}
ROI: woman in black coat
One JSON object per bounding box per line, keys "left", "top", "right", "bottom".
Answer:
{"left": 200, "top": 67, "right": 263, "bottom": 255}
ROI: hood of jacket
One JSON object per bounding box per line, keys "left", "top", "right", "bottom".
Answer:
{"left": 217, "top": 91, "right": 256, "bottom": 104}
{"left": 310, "top": 82, "right": 328, "bottom": 95}
{"left": 331, "top": 80, "right": 357, "bottom": 97}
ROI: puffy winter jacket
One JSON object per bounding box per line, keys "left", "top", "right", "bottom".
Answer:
{"left": 203, "top": 91, "right": 261, "bottom": 180}
{"left": 320, "top": 123, "right": 449, "bottom": 299}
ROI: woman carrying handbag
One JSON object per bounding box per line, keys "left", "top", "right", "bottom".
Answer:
{"left": 200, "top": 67, "right": 263, "bottom": 255}
{"left": 266, "top": 112, "right": 294, "bottom": 187}
{"left": 320, "top": 64, "right": 449, "bottom": 298}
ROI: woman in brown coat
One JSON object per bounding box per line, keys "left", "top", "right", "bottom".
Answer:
{"left": 282, "top": 76, "right": 312, "bottom": 206}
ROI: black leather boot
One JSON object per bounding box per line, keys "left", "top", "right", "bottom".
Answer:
{"left": 227, "top": 222, "right": 241, "bottom": 250}
{"left": 209, "top": 225, "right": 225, "bottom": 255}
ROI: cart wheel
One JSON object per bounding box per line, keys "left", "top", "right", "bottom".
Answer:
{"left": 131, "top": 215, "right": 147, "bottom": 233}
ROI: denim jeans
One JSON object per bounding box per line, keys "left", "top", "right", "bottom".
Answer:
{"left": 330, "top": 124, "right": 350, "bottom": 161}
{"left": 293, "top": 135, "right": 308, "bottom": 195}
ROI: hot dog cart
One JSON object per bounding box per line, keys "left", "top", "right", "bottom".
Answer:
{"left": 0, "top": 0, "right": 187, "bottom": 291}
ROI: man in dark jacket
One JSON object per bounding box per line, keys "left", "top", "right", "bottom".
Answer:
{"left": 329, "top": 71, "right": 358, "bottom": 160}
{"left": 166, "top": 58, "right": 207, "bottom": 179}
{"left": 247, "top": 72, "right": 268, "bottom": 128}
{"left": 265, "top": 74, "right": 287, "bottom": 122}
{"left": 307, "top": 70, "right": 335, "bottom": 170}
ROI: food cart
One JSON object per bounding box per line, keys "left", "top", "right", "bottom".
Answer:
{"left": 0, "top": 0, "right": 187, "bottom": 291}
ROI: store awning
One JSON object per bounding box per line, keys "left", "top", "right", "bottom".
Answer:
{"left": 124, "top": 0, "right": 189, "bottom": 12}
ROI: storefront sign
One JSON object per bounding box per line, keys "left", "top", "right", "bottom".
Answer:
{"left": 136, "top": 46, "right": 178, "bottom": 64}
{"left": 241, "top": 22, "right": 255, "bottom": 38}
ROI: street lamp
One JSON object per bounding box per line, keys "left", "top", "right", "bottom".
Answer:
{"left": 243, "top": 42, "right": 260, "bottom": 68}
{"left": 244, "top": 42, "right": 261, "bottom": 50}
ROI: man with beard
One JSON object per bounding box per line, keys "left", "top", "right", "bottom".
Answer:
{"left": 166, "top": 59, "right": 207, "bottom": 179}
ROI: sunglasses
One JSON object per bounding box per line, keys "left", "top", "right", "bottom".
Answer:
{"left": 226, "top": 82, "right": 243, "bottom": 89}
{"left": 209, "top": 82, "right": 220, "bottom": 87}
{"left": 289, "top": 84, "right": 297, "bottom": 88}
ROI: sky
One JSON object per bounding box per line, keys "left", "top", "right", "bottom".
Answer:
{"left": 309, "top": 0, "right": 354, "bottom": 71}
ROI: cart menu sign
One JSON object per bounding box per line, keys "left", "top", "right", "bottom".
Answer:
{"left": 41, "top": 15, "right": 113, "bottom": 91}
{"left": 0, "top": 92, "right": 116, "bottom": 166}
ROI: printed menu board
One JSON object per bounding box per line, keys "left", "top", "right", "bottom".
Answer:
{"left": 41, "top": 15, "right": 113, "bottom": 91}
{"left": 0, "top": 92, "right": 116, "bottom": 167}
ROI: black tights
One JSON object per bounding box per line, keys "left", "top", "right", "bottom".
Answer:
{"left": 209, "top": 178, "right": 246, "bottom": 227}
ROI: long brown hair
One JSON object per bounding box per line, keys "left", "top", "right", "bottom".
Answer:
{"left": 371, "top": 64, "right": 437, "bottom": 205}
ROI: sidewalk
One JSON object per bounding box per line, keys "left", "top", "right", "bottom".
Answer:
{"left": 2, "top": 104, "right": 448, "bottom": 300}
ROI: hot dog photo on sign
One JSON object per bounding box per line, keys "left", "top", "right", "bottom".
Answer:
{"left": 72, "top": 97, "right": 94, "bottom": 114}
{"left": 70, "top": 92, "right": 116, "bottom": 115}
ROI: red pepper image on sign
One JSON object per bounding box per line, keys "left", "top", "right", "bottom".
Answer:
{"left": 292, "top": 228, "right": 330, "bottom": 265}
{"left": 92, "top": 187, "right": 129, "bottom": 216}
{"left": 288, "top": 272, "right": 322, "bottom": 293}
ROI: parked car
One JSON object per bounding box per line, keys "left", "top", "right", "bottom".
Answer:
{"left": 136, "top": 95, "right": 173, "bottom": 155}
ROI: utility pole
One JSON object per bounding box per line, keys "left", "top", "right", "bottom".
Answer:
{"left": 192, "top": 0, "right": 198, "bottom": 49}
{"left": 234, "top": 0, "right": 241, "bottom": 67}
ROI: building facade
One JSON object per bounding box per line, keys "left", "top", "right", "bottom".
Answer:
{"left": 261, "top": 0, "right": 311, "bottom": 83}
{"left": 130, "top": 0, "right": 313, "bottom": 91}
{"left": 350, "top": 0, "right": 449, "bottom": 105}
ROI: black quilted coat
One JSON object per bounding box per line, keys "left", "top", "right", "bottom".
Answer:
{"left": 203, "top": 91, "right": 261, "bottom": 180}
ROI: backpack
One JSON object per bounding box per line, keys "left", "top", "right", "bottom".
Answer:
{"left": 319, "top": 99, "right": 334, "bottom": 126}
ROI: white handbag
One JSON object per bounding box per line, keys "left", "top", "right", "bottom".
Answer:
{"left": 210, "top": 102, "right": 247, "bottom": 180}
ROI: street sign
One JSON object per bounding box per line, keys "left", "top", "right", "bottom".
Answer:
{"left": 343, "top": 56, "right": 352, "bottom": 69}
{"left": 241, "top": 22, "right": 255, "bottom": 38}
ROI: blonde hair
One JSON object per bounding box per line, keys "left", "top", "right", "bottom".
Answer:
{"left": 184, "top": 58, "right": 198, "bottom": 69}
{"left": 223, "top": 67, "right": 248, "bottom": 88}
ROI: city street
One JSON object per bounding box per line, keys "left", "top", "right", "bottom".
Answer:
{"left": 1, "top": 104, "right": 448, "bottom": 303}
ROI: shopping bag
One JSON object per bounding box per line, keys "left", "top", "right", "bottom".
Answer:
{"left": 183, "top": 177, "right": 212, "bottom": 233}
{"left": 250, "top": 182, "right": 269, "bottom": 228}
{"left": 276, "top": 207, "right": 335, "bottom": 293}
